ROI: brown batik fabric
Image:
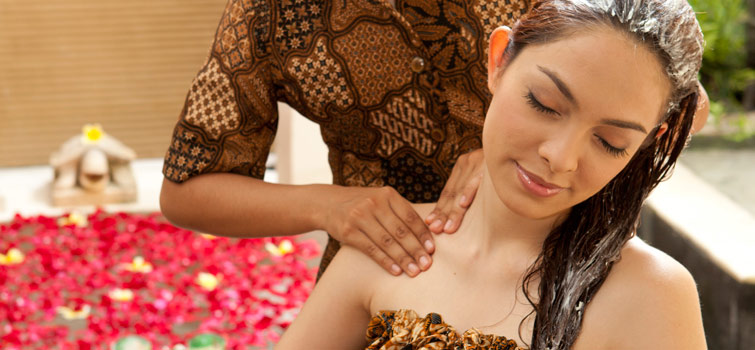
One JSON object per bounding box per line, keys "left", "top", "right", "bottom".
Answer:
{"left": 163, "top": 0, "right": 530, "bottom": 275}
{"left": 366, "top": 309, "right": 526, "bottom": 349}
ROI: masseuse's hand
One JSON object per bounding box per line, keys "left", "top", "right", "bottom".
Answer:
{"left": 425, "top": 149, "right": 484, "bottom": 234}
{"left": 320, "top": 186, "right": 434, "bottom": 277}
{"left": 691, "top": 80, "right": 709, "bottom": 135}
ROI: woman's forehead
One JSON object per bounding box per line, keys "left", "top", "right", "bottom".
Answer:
{"left": 507, "top": 28, "right": 671, "bottom": 125}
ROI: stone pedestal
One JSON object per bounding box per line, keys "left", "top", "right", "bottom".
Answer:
{"left": 51, "top": 165, "right": 137, "bottom": 206}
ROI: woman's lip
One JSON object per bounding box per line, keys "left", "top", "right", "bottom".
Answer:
{"left": 515, "top": 162, "right": 565, "bottom": 197}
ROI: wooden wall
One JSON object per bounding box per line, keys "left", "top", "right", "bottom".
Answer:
{"left": 0, "top": 0, "right": 227, "bottom": 166}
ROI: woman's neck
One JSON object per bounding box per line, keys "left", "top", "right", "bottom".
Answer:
{"left": 453, "top": 164, "right": 561, "bottom": 263}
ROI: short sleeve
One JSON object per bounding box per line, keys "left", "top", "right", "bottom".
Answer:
{"left": 163, "top": 0, "right": 278, "bottom": 183}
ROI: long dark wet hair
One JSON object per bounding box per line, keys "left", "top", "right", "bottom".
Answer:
{"left": 499, "top": 1, "right": 705, "bottom": 349}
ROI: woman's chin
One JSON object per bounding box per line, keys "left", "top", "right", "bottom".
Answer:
{"left": 499, "top": 193, "right": 570, "bottom": 221}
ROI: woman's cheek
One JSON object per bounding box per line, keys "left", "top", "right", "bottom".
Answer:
{"left": 582, "top": 159, "right": 626, "bottom": 194}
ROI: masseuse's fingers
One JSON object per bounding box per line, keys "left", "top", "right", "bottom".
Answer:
{"left": 357, "top": 210, "right": 425, "bottom": 277}
{"left": 347, "top": 228, "right": 401, "bottom": 276}
{"left": 426, "top": 149, "right": 485, "bottom": 234}
{"left": 443, "top": 172, "right": 483, "bottom": 233}
{"left": 426, "top": 174, "right": 459, "bottom": 233}
{"left": 365, "top": 187, "right": 433, "bottom": 275}
{"left": 335, "top": 198, "right": 403, "bottom": 276}
{"left": 328, "top": 186, "right": 432, "bottom": 277}
{"left": 691, "top": 81, "right": 709, "bottom": 135}
{"left": 385, "top": 190, "right": 435, "bottom": 269}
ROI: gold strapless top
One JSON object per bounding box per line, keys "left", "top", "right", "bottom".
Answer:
{"left": 365, "top": 309, "right": 526, "bottom": 350}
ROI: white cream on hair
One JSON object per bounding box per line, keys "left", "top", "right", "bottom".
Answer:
{"left": 554, "top": 0, "right": 704, "bottom": 113}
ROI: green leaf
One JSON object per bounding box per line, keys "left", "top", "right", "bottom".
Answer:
{"left": 188, "top": 334, "right": 225, "bottom": 349}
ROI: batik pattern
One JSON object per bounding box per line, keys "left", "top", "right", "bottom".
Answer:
{"left": 369, "top": 89, "right": 439, "bottom": 158}
{"left": 184, "top": 58, "right": 241, "bottom": 140}
{"left": 332, "top": 23, "right": 414, "bottom": 107}
{"left": 288, "top": 37, "right": 355, "bottom": 119}
{"left": 366, "top": 309, "right": 526, "bottom": 350}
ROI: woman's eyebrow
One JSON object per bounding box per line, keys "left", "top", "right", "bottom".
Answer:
{"left": 599, "top": 118, "right": 648, "bottom": 133}
{"left": 537, "top": 65, "right": 578, "bottom": 107}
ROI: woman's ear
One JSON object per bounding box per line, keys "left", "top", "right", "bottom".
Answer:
{"left": 655, "top": 123, "right": 669, "bottom": 139}
{"left": 488, "top": 26, "right": 512, "bottom": 93}
{"left": 640, "top": 122, "right": 669, "bottom": 149}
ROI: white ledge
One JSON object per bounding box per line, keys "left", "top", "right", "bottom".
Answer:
{"left": 0, "top": 159, "right": 165, "bottom": 222}
{"left": 0, "top": 158, "right": 278, "bottom": 223}
{"left": 647, "top": 163, "right": 755, "bottom": 284}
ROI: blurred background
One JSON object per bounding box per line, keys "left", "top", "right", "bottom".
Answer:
{"left": 0, "top": 0, "right": 753, "bottom": 349}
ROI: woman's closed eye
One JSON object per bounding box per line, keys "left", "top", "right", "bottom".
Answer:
{"left": 525, "top": 91, "right": 559, "bottom": 116}
{"left": 595, "top": 136, "right": 628, "bottom": 157}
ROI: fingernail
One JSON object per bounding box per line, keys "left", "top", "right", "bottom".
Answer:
{"left": 426, "top": 213, "right": 436, "bottom": 222}
{"left": 419, "top": 256, "right": 430, "bottom": 269}
{"left": 444, "top": 220, "right": 454, "bottom": 231}
{"left": 391, "top": 264, "right": 401, "bottom": 275}
{"left": 431, "top": 219, "right": 443, "bottom": 230}
{"left": 407, "top": 263, "right": 419, "bottom": 275}
{"left": 459, "top": 195, "right": 467, "bottom": 205}
{"left": 424, "top": 240, "right": 434, "bottom": 252}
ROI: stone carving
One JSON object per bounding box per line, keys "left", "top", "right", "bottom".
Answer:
{"left": 50, "top": 124, "right": 137, "bottom": 206}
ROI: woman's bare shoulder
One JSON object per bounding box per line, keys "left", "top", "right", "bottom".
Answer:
{"left": 413, "top": 203, "right": 436, "bottom": 219}
{"left": 276, "top": 244, "right": 382, "bottom": 349}
{"left": 611, "top": 237, "right": 697, "bottom": 292}
{"left": 330, "top": 244, "right": 388, "bottom": 285}
{"left": 575, "top": 237, "right": 706, "bottom": 349}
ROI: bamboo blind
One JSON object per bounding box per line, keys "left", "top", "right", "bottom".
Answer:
{"left": 0, "top": 0, "right": 226, "bottom": 167}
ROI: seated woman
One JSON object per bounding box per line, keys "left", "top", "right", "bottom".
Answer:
{"left": 276, "top": 0, "right": 707, "bottom": 349}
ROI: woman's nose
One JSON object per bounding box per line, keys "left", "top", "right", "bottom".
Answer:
{"left": 538, "top": 130, "right": 580, "bottom": 173}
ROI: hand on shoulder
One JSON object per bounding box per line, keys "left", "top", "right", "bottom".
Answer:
{"left": 575, "top": 237, "right": 706, "bottom": 350}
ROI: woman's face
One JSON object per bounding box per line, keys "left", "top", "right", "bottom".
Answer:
{"left": 483, "top": 27, "right": 671, "bottom": 220}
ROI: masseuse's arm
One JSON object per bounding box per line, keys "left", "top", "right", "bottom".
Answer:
{"left": 161, "top": 175, "right": 434, "bottom": 277}
{"left": 162, "top": 149, "right": 488, "bottom": 276}
{"left": 162, "top": 145, "right": 490, "bottom": 277}
{"left": 275, "top": 246, "right": 377, "bottom": 349}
